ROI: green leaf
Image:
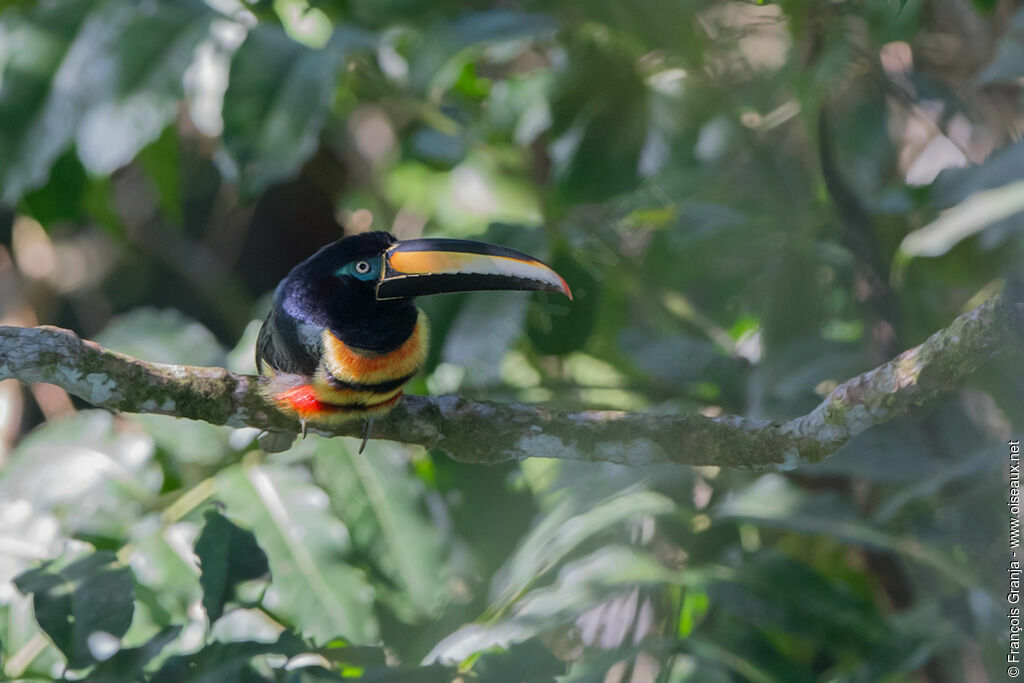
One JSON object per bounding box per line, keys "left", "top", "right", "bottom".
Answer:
{"left": 430, "top": 224, "right": 546, "bottom": 386}
{"left": 405, "top": 126, "right": 467, "bottom": 170}
{"left": 618, "top": 329, "right": 722, "bottom": 387}
{"left": 195, "top": 509, "right": 270, "bottom": 624}
{"left": 900, "top": 180, "right": 1024, "bottom": 257}
{"left": 549, "top": 31, "right": 648, "bottom": 203}
{"left": 222, "top": 26, "right": 366, "bottom": 195}
{"left": 94, "top": 310, "right": 236, "bottom": 465}
{"left": 131, "top": 414, "right": 235, "bottom": 466}
{"left": 714, "top": 474, "right": 976, "bottom": 588}
{"left": 351, "top": 665, "right": 455, "bottom": 683}
{"left": 678, "top": 588, "right": 710, "bottom": 637}
{"left": 447, "top": 10, "right": 555, "bottom": 46}
{"left": 681, "top": 637, "right": 781, "bottom": 683}
{"left": 227, "top": 319, "right": 264, "bottom": 375}
{"left": 427, "top": 546, "right": 686, "bottom": 664}
{"left": 95, "top": 308, "right": 225, "bottom": 366}
{"left": 14, "top": 550, "right": 135, "bottom": 670}
{"left": 0, "top": 0, "right": 98, "bottom": 202}
{"left": 82, "top": 625, "right": 181, "bottom": 683}
{"left": 0, "top": 0, "right": 215, "bottom": 203}
{"left": 126, "top": 526, "right": 203, "bottom": 623}
{"left": 314, "top": 638, "right": 387, "bottom": 668}
{"left": 403, "top": 10, "right": 555, "bottom": 92}
{"left": 0, "top": 411, "right": 162, "bottom": 544}
{"left": 931, "top": 139, "right": 1024, "bottom": 205}
{"left": 489, "top": 489, "right": 676, "bottom": 611}
{"left": 0, "top": 592, "right": 64, "bottom": 679}
{"left": 560, "top": 645, "right": 675, "bottom": 683}
{"left": 136, "top": 124, "right": 184, "bottom": 226}
{"left": 19, "top": 148, "right": 90, "bottom": 224}
{"left": 974, "top": 8, "right": 1024, "bottom": 84}
{"left": 470, "top": 638, "right": 563, "bottom": 683}
{"left": 281, "top": 667, "right": 346, "bottom": 682}
{"left": 704, "top": 553, "right": 887, "bottom": 652}
{"left": 150, "top": 631, "right": 304, "bottom": 683}
{"left": 73, "top": 0, "right": 217, "bottom": 174}
{"left": 437, "top": 290, "right": 528, "bottom": 387}
{"left": 311, "top": 439, "right": 448, "bottom": 620}
{"left": 216, "top": 463, "right": 378, "bottom": 643}
{"left": 800, "top": 422, "right": 941, "bottom": 482}
{"left": 526, "top": 248, "right": 600, "bottom": 356}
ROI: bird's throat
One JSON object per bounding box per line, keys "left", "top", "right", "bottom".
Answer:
{"left": 321, "top": 309, "right": 429, "bottom": 386}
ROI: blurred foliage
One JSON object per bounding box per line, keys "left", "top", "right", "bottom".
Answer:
{"left": 0, "top": 0, "right": 1022, "bottom": 680}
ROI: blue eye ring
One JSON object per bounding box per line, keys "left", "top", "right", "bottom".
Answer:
{"left": 338, "top": 258, "right": 379, "bottom": 281}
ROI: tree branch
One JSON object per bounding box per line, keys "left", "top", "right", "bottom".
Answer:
{"left": 0, "top": 291, "right": 1020, "bottom": 469}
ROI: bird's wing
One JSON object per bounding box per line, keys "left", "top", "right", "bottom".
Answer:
{"left": 255, "top": 310, "right": 320, "bottom": 377}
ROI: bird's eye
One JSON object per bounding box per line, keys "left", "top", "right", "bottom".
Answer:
{"left": 354, "top": 260, "right": 371, "bottom": 275}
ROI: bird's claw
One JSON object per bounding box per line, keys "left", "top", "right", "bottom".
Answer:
{"left": 359, "top": 419, "right": 374, "bottom": 454}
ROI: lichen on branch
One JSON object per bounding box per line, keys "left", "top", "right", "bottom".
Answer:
{"left": 0, "top": 291, "right": 1020, "bottom": 469}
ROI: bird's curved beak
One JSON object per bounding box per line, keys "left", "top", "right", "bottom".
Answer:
{"left": 376, "top": 238, "right": 572, "bottom": 301}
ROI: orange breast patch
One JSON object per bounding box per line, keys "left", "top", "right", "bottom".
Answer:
{"left": 320, "top": 310, "right": 429, "bottom": 385}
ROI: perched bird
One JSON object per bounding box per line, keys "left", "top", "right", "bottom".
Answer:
{"left": 256, "top": 231, "right": 571, "bottom": 449}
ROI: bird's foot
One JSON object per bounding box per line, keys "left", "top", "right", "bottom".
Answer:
{"left": 300, "top": 419, "right": 308, "bottom": 439}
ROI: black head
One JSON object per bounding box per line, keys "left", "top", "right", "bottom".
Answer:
{"left": 278, "top": 231, "right": 417, "bottom": 352}
{"left": 275, "top": 230, "right": 572, "bottom": 353}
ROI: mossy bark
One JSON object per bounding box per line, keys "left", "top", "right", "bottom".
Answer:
{"left": 0, "top": 292, "right": 1020, "bottom": 469}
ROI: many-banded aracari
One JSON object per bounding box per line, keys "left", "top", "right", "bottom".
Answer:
{"left": 255, "top": 231, "right": 571, "bottom": 449}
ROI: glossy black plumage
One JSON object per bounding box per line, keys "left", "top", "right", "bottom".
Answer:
{"left": 255, "top": 231, "right": 418, "bottom": 378}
